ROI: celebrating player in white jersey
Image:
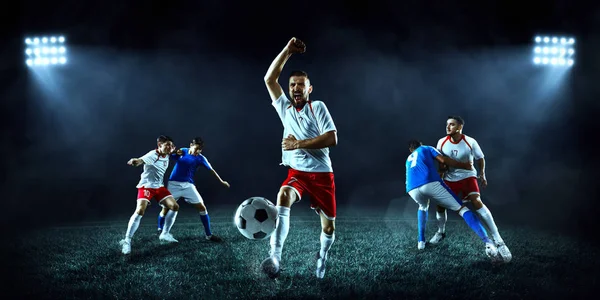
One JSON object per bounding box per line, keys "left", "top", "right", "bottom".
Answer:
{"left": 431, "top": 116, "right": 512, "bottom": 263}
{"left": 119, "top": 135, "right": 180, "bottom": 255}
{"left": 260, "top": 37, "right": 338, "bottom": 279}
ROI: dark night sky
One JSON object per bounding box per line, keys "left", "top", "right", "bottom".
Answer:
{"left": 2, "top": 0, "right": 599, "bottom": 239}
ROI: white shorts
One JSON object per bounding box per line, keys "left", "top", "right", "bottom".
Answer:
{"left": 408, "top": 181, "right": 463, "bottom": 211}
{"left": 166, "top": 181, "right": 204, "bottom": 205}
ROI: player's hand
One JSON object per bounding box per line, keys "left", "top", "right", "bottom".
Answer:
{"left": 439, "top": 163, "right": 448, "bottom": 172}
{"left": 176, "top": 149, "right": 183, "bottom": 156}
{"left": 282, "top": 134, "right": 299, "bottom": 150}
{"left": 128, "top": 158, "right": 141, "bottom": 167}
{"left": 286, "top": 37, "right": 306, "bottom": 54}
{"left": 221, "top": 181, "right": 230, "bottom": 188}
{"left": 478, "top": 174, "right": 488, "bottom": 188}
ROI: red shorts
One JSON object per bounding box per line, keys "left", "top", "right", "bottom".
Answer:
{"left": 444, "top": 177, "right": 480, "bottom": 200}
{"left": 281, "top": 168, "right": 336, "bottom": 220}
{"left": 136, "top": 187, "right": 172, "bottom": 204}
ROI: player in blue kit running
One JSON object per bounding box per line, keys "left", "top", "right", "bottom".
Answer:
{"left": 405, "top": 139, "right": 500, "bottom": 261}
{"left": 157, "top": 137, "right": 230, "bottom": 242}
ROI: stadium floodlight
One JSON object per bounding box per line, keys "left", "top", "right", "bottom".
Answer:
{"left": 532, "top": 35, "right": 575, "bottom": 67}
{"left": 24, "top": 35, "right": 67, "bottom": 67}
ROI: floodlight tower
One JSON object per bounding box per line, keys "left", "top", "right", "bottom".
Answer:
{"left": 24, "top": 35, "right": 68, "bottom": 67}
{"left": 532, "top": 35, "right": 575, "bottom": 67}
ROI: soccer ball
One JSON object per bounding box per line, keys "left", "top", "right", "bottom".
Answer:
{"left": 234, "top": 197, "right": 278, "bottom": 240}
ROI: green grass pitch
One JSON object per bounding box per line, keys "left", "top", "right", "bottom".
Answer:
{"left": 5, "top": 208, "right": 599, "bottom": 299}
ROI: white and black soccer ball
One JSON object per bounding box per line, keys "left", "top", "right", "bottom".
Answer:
{"left": 234, "top": 197, "right": 278, "bottom": 240}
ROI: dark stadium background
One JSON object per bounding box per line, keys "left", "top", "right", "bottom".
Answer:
{"left": 1, "top": 0, "right": 598, "bottom": 297}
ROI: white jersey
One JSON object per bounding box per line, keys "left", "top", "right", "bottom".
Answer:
{"left": 136, "top": 150, "right": 170, "bottom": 188}
{"left": 272, "top": 94, "right": 337, "bottom": 173}
{"left": 437, "top": 134, "right": 484, "bottom": 182}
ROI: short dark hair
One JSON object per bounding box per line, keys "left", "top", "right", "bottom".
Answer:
{"left": 289, "top": 70, "right": 309, "bottom": 80}
{"left": 157, "top": 135, "right": 174, "bottom": 144}
{"left": 191, "top": 137, "right": 204, "bottom": 149}
{"left": 447, "top": 115, "right": 465, "bottom": 126}
{"left": 408, "top": 139, "right": 423, "bottom": 150}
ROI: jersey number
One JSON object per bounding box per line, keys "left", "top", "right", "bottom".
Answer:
{"left": 408, "top": 152, "right": 418, "bottom": 168}
{"left": 451, "top": 150, "right": 458, "bottom": 157}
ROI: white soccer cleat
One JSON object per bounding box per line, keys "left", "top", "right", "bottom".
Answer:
{"left": 159, "top": 233, "right": 179, "bottom": 243}
{"left": 316, "top": 252, "right": 328, "bottom": 279}
{"left": 485, "top": 242, "right": 502, "bottom": 262}
{"left": 260, "top": 256, "right": 280, "bottom": 279}
{"left": 418, "top": 241, "right": 426, "bottom": 250}
{"left": 119, "top": 239, "right": 131, "bottom": 255}
{"left": 429, "top": 232, "right": 446, "bottom": 244}
{"left": 496, "top": 242, "right": 512, "bottom": 263}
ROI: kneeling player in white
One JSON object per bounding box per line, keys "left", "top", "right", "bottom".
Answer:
{"left": 157, "top": 137, "right": 230, "bottom": 242}
{"left": 406, "top": 140, "right": 499, "bottom": 261}
{"left": 433, "top": 116, "right": 512, "bottom": 263}
{"left": 120, "top": 135, "right": 180, "bottom": 255}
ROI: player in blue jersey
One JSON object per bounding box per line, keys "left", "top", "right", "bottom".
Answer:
{"left": 406, "top": 139, "right": 500, "bottom": 261}
{"left": 157, "top": 137, "right": 230, "bottom": 242}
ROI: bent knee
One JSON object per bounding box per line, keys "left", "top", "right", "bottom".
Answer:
{"left": 135, "top": 201, "right": 148, "bottom": 215}
{"left": 277, "top": 187, "right": 297, "bottom": 207}
{"left": 468, "top": 195, "right": 483, "bottom": 207}
{"left": 322, "top": 225, "right": 335, "bottom": 235}
{"left": 163, "top": 199, "right": 179, "bottom": 211}
{"left": 196, "top": 203, "right": 207, "bottom": 212}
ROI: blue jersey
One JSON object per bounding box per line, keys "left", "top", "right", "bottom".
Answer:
{"left": 405, "top": 145, "right": 443, "bottom": 192}
{"left": 169, "top": 148, "right": 213, "bottom": 183}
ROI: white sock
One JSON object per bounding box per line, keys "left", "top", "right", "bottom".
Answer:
{"left": 162, "top": 210, "right": 178, "bottom": 235}
{"left": 125, "top": 214, "right": 142, "bottom": 242}
{"left": 319, "top": 232, "right": 335, "bottom": 259}
{"left": 269, "top": 206, "right": 291, "bottom": 262}
{"left": 476, "top": 205, "right": 503, "bottom": 243}
{"left": 436, "top": 210, "right": 447, "bottom": 233}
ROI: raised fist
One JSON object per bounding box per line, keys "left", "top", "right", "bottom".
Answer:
{"left": 286, "top": 37, "right": 306, "bottom": 54}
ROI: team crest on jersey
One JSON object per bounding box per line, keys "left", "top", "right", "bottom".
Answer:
{"left": 163, "top": 160, "right": 167, "bottom": 167}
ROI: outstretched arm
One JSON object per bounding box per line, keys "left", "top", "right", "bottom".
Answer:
{"left": 128, "top": 150, "right": 158, "bottom": 167}
{"left": 210, "top": 169, "right": 230, "bottom": 188}
{"left": 127, "top": 158, "right": 144, "bottom": 167}
{"left": 264, "top": 38, "right": 306, "bottom": 101}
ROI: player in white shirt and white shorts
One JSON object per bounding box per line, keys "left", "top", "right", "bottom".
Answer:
{"left": 119, "top": 135, "right": 181, "bottom": 255}
{"left": 431, "top": 116, "right": 512, "bottom": 263}
{"left": 260, "top": 38, "right": 338, "bottom": 279}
